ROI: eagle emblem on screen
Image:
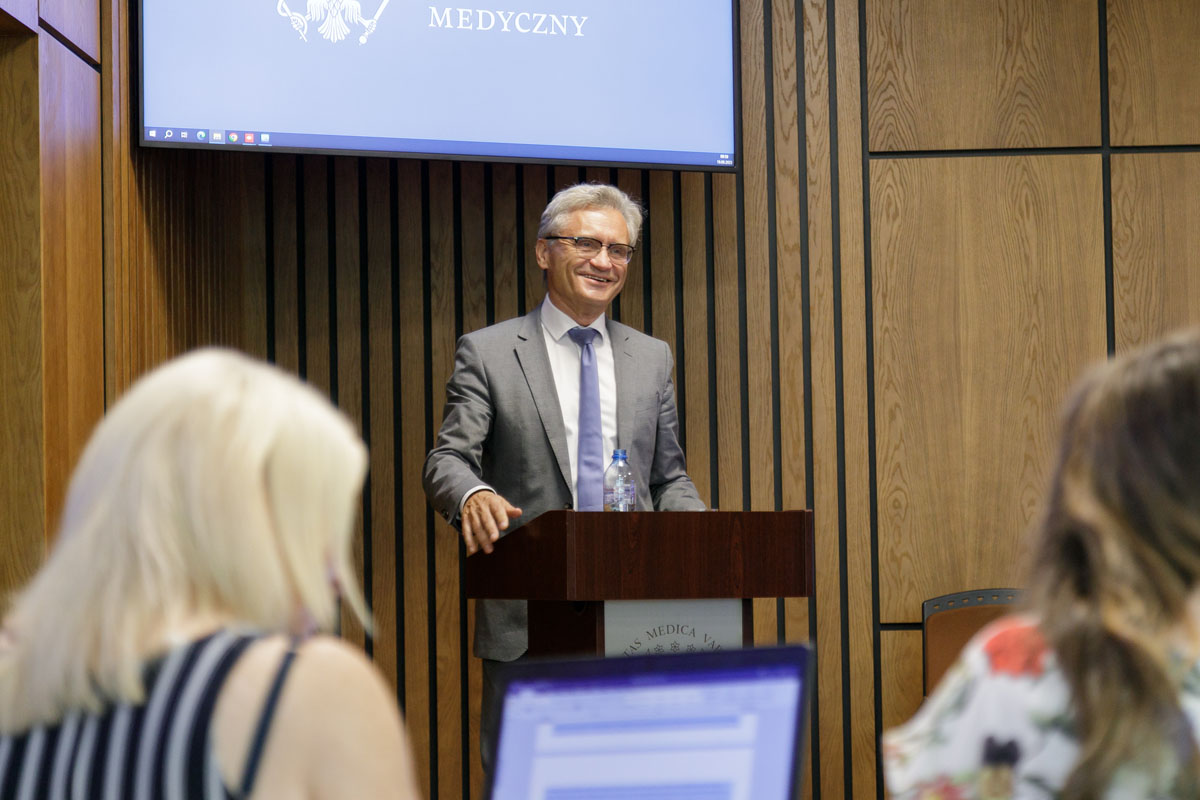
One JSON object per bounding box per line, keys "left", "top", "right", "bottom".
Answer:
{"left": 276, "top": 0, "right": 390, "bottom": 43}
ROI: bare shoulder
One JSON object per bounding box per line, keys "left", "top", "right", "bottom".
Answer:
{"left": 285, "top": 635, "right": 404, "bottom": 723}
{"left": 214, "top": 634, "right": 422, "bottom": 800}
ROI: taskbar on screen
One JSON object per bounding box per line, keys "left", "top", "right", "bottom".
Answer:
{"left": 140, "top": 127, "right": 736, "bottom": 170}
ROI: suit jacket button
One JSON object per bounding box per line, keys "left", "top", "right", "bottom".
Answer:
{"left": 564, "top": 502, "right": 573, "bottom": 509}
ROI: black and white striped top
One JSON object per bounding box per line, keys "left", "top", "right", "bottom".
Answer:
{"left": 0, "top": 630, "right": 264, "bottom": 800}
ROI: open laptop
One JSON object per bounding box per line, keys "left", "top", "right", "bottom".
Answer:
{"left": 485, "top": 644, "right": 813, "bottom": 800}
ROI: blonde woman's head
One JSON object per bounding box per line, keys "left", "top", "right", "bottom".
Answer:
{"left": 1, "top": 348, "right": 368, "bottom": 729}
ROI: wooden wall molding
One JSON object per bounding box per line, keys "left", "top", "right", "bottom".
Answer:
{"left": 0, "top": 33, "right": 45, "bottom": 595}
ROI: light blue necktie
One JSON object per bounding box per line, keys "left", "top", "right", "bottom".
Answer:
{"left": 568, "top": 326, "right": 603, "bottom": 511}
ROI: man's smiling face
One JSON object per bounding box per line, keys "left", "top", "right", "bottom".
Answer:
{"left": 536, "top": 207, "right": 630, "bottom": 326}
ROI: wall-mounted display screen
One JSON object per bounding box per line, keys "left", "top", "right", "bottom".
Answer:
{"left": 138, "top": 1, "right": 739, "bottom": 170}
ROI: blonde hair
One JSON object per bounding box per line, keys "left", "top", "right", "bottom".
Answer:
{"left": 1026, "top": 328, "right": 1200, "bottom": 797}
{"left": 0, "top": 349, "right": 369, "bottom": 731}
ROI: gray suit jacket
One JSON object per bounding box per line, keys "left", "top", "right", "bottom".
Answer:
{"left": 422, "top": 305, "right": 705, "bottom": 660}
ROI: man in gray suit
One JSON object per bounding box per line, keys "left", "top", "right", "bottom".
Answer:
{"left": 422, "top": 183, "right": 705, "bottom": 766}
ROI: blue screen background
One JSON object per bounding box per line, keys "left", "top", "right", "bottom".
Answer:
{"left": 141, "top": 1, "right": 736, "bottom": 162}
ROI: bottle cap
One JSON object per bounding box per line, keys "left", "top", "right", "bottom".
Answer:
{"left": 613, "top": 449, "right": 627, "bottom": 459}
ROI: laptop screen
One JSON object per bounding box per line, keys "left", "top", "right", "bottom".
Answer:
{"left": 487, "top": 645, "right": 811, "bottom": 800}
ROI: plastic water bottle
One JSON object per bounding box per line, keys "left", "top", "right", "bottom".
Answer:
{"left": 603, "top": 449, "right": 636, "bottom": 512}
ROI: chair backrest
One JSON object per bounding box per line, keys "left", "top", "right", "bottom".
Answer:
{"left": 922, "top": 588, "right": 1020, "bottom": 694}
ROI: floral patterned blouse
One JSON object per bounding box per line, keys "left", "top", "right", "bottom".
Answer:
{"left": 883, "top": 614, "right": 1200, "bottom": 799}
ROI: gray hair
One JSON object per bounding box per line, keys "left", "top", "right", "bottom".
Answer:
{"left": 537, "top": 183, "right": 644, "bottom": 247}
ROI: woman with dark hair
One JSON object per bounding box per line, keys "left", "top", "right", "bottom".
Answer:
{"left": 885, "top": 329, "right": 1200, "bottom": 799}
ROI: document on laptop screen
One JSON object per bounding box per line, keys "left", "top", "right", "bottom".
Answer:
{"left": 490, "top": 666, "right": 802, "bottom": 800}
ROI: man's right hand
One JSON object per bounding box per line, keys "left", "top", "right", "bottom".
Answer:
{"left": 461, "top": 491, "right": 523, "bottom": 555}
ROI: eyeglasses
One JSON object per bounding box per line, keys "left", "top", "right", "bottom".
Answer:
{"left": 542, "top": 236, "right": 635, "bottom": 265}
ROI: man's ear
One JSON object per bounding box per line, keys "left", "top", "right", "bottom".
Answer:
{"left": 535, "top": 238, "right": 550, "bottom": 271}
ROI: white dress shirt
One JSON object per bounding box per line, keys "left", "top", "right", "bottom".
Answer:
{"left": 457, "top": 296, "right": 619, "bottom": 514}
{"left": 538, "top": 296, "right": 619, "bottom": 506}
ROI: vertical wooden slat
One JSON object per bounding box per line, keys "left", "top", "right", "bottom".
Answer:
{"left": 805, "top": 0, "right": 846, "bottom": 794}
{"left": 648, "top": 171, "right": 677, "bottom": 347}
{"left": 225, "top": 156, "right": 268, "bottom": 358}
{"left": 616, "top": 169, "right": 644, "bottom": 330}
{"left": 741, "top": 0, "right": 779, "bottom": 647}
{"left": 428, "top": 159, "right": 463, "bottom": 800}
{"left": 303, "top": 156, "right": 331, "bottom": 394}
{"left": 458, "top": 161, "right": 488, "bottom": 799}
{"left": 491, "top": 164, "right": 519, "bottom": 324}
{"left": 679, "top": 173, "right": 712, "bottom": 507}
{"left": 773, "top": 0, "right": 812, "bottom": 665}
{"left": 334, "top": 157, "right": 366, "bottom": 649}
{"left": 364, "top": 158, "right": 398, "bottom": 692}
{"left": 553, "top": 165, "right": 578, "bottom": 193}
{"left": 272, "top": 155, "right": 300, "bottom": 374}
{"left": 522, "top": 164, "right": 547, "bottom": 312}
{"left": 396, "top": 158, "right": 431, "bottom": 796}
{"left": 833, "top": 0, "right": 876, "bottom": 793}
{"left": 774, "top": 0, "right": 808, "bottom": 519}
{"left": 461, "top": 164, "right": 488, "bottom": 333}
{"left": 712, "top": 173, "right": 743, "bottom": 514}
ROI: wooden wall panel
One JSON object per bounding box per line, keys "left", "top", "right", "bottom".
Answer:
{"left": 1108, "top": 0, "right": 1200, "bottom": 146}
{"left": 872, "top": 155, "right": 1107, "bottom": 624}
{"left": 879, "top": 630, "right": 923, "bottom": 732}
{"left": 1112, "top": 153, "right": 1200, "bottom": 350}
{"left": 85, "top": 0, "right": 1200, "bottom": 796}
{"left": 866, "top": 0, "right": 1100, "bottom": 151}
{"left": 39, "top": 0, "right": 99, "bottom": 63}
{"left": 0, "top": 0, "right": 35, "bottom": 31}
{"left": 0, "top": 33, "right": 44, "bottom": 594}
{"left": 88, "top": 0, "right": 890, "bottom": 795}
{"left": 38, "top": 33, "right": 103, "bottom": 535}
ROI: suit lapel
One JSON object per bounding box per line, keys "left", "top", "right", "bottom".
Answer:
{"left": 610, "top": 320, "right": 637, "bottom": 452}
{"left": 515, "top": 308, "right": 573, "bottom": 492}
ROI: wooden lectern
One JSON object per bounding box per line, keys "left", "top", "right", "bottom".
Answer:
{"left": 465, "top": 509, "right": 814, "bottom": 657}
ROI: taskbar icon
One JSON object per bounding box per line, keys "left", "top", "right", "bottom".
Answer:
{"left": 221, "top": 131, "right": 273, "bottom": 146}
